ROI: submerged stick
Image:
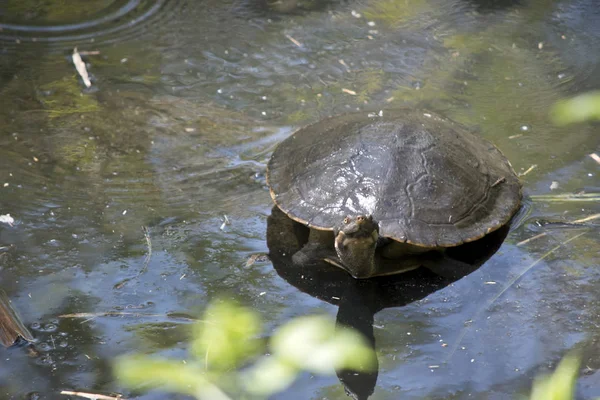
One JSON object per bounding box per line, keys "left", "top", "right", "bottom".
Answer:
{"left": 0, "top": 290, "right": 34, "bottom": 347}
{"left": 139, "top": 226, "right": 152, "bottom": 275}
{"left": 445, "top": 230, "right": 588, "bottom": 363}
{"left": 113, "top": 226, "right": 152, "bottom": 289}
{"left": 59, "top": 311, "right": 199, "bottom": 322}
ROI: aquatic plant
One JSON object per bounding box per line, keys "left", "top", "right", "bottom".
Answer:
{"left": 115, "top": 299, "right": 376, "bottom": 399}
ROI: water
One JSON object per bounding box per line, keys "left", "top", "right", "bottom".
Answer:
{"left": 0, "top": 0, "right": 598, "bottom": 399}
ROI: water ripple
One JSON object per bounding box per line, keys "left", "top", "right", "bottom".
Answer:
{"left": 0, "top": 0, "right": 184, "bottom": 50}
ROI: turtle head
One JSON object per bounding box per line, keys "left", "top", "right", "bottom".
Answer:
{"left": 334, "top": 215, "right": 379, "bottom": 279}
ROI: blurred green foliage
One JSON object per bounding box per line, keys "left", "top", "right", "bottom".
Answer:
{"left": 551, "top": 91, "right": 600, "bottom": 125}
{"left": 529, "top": 353, "right": 581, "bottom": 400}
{"left": 114, "top": 299, "right": 376, "bottom": 399}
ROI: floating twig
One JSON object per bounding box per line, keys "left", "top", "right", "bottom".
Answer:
{"left": 338, "top": 59, "right": 351, "bottom": 72}
{"left": 590, "top": 153, "right": 600, "bottom": 165}
{"left": 516, "top": 232, "right": 547, "bottom": 246}
{"left": 342, "top": 88, "right": 357, "bottom": 95}
{"left": 530, "top": 193, "right": 600, "bottom": 202}
{"left": 517, "top": 164, "right": 537, "bottom": 177}
{"left": 446, "top": 230, "right": 588, "bottom": 362}
{"left": 220, "top": 215, "right": 230, "bottom": 231}
{"left": 72, "top": 47, "right": 91, "bottom": 88}
{"left": 572, "top": 213, "right": 600, "bottom": 224}
{"left": 77, "top": 50, "right": 100, "bottom": 56}
{"left": 285, "top": 34, "right": 302, "bottom": 48}
{"left": 60, "top": 390, "right": 124, "bottom": 400}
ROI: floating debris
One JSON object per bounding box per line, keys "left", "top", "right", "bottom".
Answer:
{"left": 0, "top": 214, "right": 14, "bottom": 226}
{"left": 518, "top": 164, "right": 537, "bottom": 176}
{"left": 590, "top": 153, "right": 600, "bottom": 165}
{"left": 530, "top": 193, "right": 600, "bottom": 202}
{"left": 517, "top": 232, "right": 547, "bottom": 247}
{"left": 573, "top": 213, "right": 600, "bottom": 224}
{"left": 285, "top": 34, "right": 302, "bottom": 48}
{"left": 367, "top": 110, "right": 383, "bottom": 118}
{"left": 246, "top": 253, "right": 270, "bottom": 267}
{"left": 549, "top": 181, "right": 560, "bottom": 190}
{"left": 0, "top": 290, "right": 34, "bottom": 347}
{"left": 342, "top": 88, "right": 357, "bottom": 95}
{"left": 339, "top": 59, "right": 351, "bottom": 72}
{"left": 72, "top": 47, "right": 92, "bottom": 88}
{"left": 60, "top": 390, "right": 125, "bottom": 399}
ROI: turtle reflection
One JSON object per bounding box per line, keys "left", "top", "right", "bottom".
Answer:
{"left": 267, "top": 206, "right": 509, "bottom": 399}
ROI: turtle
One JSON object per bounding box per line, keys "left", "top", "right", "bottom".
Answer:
{"left": 266, "top": 110, "right": 522, "bottom": 279}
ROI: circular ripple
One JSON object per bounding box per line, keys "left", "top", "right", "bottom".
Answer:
{"left": 0, "top": 0, "right": 184, "bottom": 51}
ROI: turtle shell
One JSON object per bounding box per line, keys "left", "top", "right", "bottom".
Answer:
{"left": 267, "top": 110, "right": 522, "bottom": 247}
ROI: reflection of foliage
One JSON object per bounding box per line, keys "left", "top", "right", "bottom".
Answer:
{"left": 37, "top": 77, "right": 100, "bottom": 117}
{"left": 115, "top": 300, "right": 376, "bottom": 399}
{"left": 355, "top": 69, "right": 385, "bottom": 103}
{"left": 90, "top": 46, "right": 162, "bottom": 85}
{"left": 363, "top": 0, "right": 430, "bottom": 27}
{"left": 124, "top": 322, "right": 190, "bottom": 351}
{"left": 551, "top": 91, "right": 600, "bottom": 125}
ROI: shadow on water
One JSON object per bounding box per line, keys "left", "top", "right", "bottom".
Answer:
{"left": 267, "top": 206, "right": 510, "bottom": 399}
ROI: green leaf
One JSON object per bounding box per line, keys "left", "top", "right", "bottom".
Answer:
{"left": 241, "top": 356, "right": 299, "bottom": 396}
{"left": 530, "top": 353, "right": 580, "bottom": 400}
{"left": 271, "top": 315, "right": 376, "bottom": 375}
{"left": 191, "top": 300, "right": 263, "bottom": 371}
{"left": 115, "top": 356, "right": 206, "bottom": 396}
{"left": 551, "top": 91, "right": 600, "bottom": 125}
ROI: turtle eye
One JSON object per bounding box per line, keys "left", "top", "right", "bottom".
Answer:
{"left": 343, "top": 217, "right": 350, "bottom": 224}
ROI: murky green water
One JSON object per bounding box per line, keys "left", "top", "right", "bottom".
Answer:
{"left": 0, "top": 0, "right": 598, "bottom": 399}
